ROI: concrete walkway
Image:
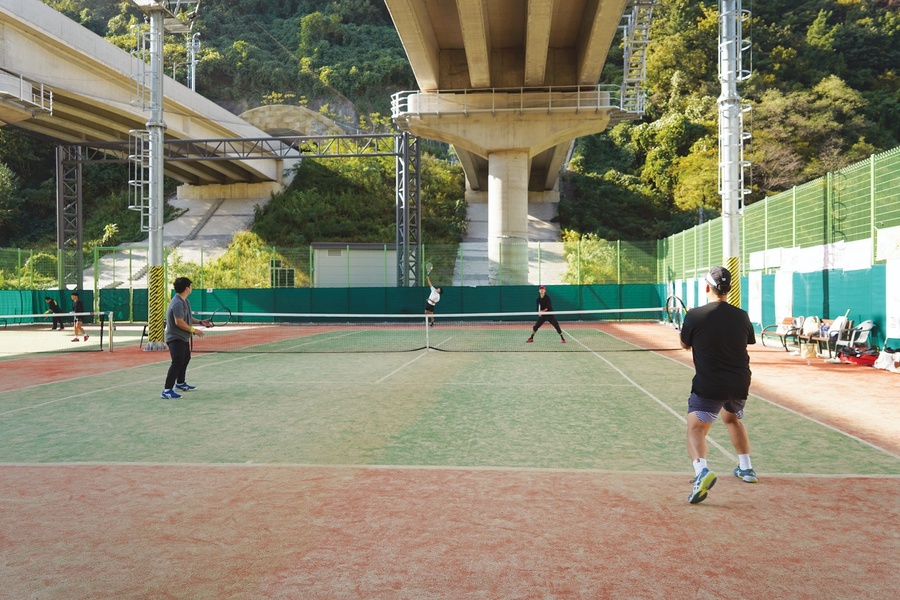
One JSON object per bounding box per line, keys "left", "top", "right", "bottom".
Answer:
{"left": 453, "top": 202, "right": 567, "bottom": 286}
{"left": 87, "top": 196, "right": 268, "bottom": 289}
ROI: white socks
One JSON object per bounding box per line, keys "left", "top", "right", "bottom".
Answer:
{"left": 693, "top": 458, "right": 708, "bottom": 476}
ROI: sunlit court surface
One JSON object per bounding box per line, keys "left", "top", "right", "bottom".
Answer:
{"left": 1, "top": 320, "right": 898, "bottom": 599}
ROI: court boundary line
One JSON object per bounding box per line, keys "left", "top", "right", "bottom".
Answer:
{"left": 588, "top": 326, "right": 900, "bottom": 461}
{"left": 567, "top": 330, "right": 737, "bottom": 463}
{"left": 0, "top": 461, "right": 896, "bottom": 478}
{"left": 625, "top": 331, "right": 900, "bottom": 460}
{"left": 3, "top": 330, "right": 898, "bottom": 462}
{"left": 0, "top": 352, "right": 268, "bottom": 416}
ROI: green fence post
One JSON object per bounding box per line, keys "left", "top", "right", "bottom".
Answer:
{"left": 792, "top": 186, "right": 797, "bottom": 248}
{"left": 498, "top": 240, "right": 502, "bottom": 286}
{"left": 93, "top": 246, "right": 100, "bottom": 310}
{"left": 617, "top": 240, "right": 622, "bottom": 285}
{"left": 577, "top": 239, "right": 581, "bottom": 286}
{"left": 870, "top": 153, "right": 877, "bottom": 265}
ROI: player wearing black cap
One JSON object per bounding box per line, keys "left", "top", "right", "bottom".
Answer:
{"left": 526, "top": 285, "right": 566, "bottom": 344}
{"left": 680, "top": 265, "right": 758, "bottom": 504}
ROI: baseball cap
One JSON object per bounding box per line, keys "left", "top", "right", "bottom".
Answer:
{"left": 705, "top": 266, "right": 732, "bottom": 293}
{"left": 538, "top": 285, "right": 546, "bottom": 290}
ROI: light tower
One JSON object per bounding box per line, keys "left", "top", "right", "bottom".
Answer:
{"left": 130, "top": 1, "right": 199, "bottom": 350}
{"left": 718, "top": 0, "right": 750, "bottom": 306}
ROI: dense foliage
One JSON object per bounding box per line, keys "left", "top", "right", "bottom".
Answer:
{"left": 3, "top": 0, "right": 898, "bottom": 254}
{"left": 560, "top": 0, "right": 899, "bottom": 240}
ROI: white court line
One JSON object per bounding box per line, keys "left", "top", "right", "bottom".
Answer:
{"left": 0, "top": 353, "right": 262, "bottom": 417}
{"left": 566, "top": 330, "right": 737, "bottom": 462}
{"left": 0, "top": 461, "right": 896, "bottom": 478}
{"left": 375, "top": 350, "right": 430, "bottom": 384}
{"left": 588, "top": 327, "right": 900, "bottom": 461}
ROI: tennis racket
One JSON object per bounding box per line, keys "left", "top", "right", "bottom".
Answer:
{"left": 665, "top": 295, "right": 687, "bottom": 331}
{"left": 206, "top": 306, "right": 232, "bottom": 328}
{"left": 425, "top": 262, "right": 434, "bottom": 276}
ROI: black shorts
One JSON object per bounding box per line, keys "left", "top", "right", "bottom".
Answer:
{"left": 687, "top": 392, "right": 746, "bottom": 417}
{"left": 424, "top": 302, "right": 435, "bottom": 313}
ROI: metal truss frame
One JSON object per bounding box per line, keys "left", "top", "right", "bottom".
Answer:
{"left": 58, "top": 132, "right": 422, "bottom": 286}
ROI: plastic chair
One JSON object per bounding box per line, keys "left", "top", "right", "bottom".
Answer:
{"left": 832, "top": 319, "right": 875, "bottom": 357}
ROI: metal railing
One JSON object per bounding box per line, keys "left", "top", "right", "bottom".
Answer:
{"left": 391, "top": 85, "right": 627, "bottom": 120}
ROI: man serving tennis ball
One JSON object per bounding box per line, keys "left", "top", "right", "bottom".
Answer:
{"left": 424, "top": 275, "right": 442, "bottom": 327}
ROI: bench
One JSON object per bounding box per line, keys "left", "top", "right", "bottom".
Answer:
{"left": 760, "top": 317, "right": 804, "bottom": 351}
{"left": 797, "top": 318, "right": 834, "bottom": 357}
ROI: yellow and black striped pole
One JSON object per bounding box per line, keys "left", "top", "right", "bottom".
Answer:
{"left": 726, "top": 256, "right": 741, "bottom": 308}
{"left": 146, "top": 265, "right": 167, "bottom": 350}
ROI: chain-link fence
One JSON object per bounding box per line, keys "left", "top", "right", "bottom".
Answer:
{"left": 3, "top": 147, "right": 899, "bottom": 292}
{"left": 661, "top": 146, "right": 900, "bottom": 279}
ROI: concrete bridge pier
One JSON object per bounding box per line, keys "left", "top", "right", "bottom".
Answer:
{"left": 487, "top": 150, "right": 529, "bottom": 284}
{"left": 400, "top": 94, "right": 615, "bottom": 284}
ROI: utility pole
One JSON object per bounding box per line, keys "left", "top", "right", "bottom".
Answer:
{"left": 130, "top": 1, "right": 199, "bottom": 350}
{"left": 718, "top": 0, "right": 750, "bottom": 306}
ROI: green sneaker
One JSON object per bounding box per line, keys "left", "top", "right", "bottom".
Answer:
{"left": 733, "top": 466, "right": 758, "bottom": 483}
{"left": 688, "top": 468, "right": 717, "bottom": 504}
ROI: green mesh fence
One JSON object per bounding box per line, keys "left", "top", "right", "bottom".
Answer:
{"left": 4, "top": 148, "right": 900, "bottom": 293}
{"left": 663, "top": 146, "right": 900, "bottom": 279}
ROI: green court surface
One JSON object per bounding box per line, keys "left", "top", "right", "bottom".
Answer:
{"left": 2, "top": 330, "right": 897, "bottom": 477}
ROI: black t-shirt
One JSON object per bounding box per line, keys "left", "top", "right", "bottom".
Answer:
{"left": 537, "top": 294, "right": 553, "bottom": 312}
{"left": 680, "top": 301, "right": 756, "bottom": 400}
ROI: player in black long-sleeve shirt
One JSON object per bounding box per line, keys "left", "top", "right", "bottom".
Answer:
{"left": 526, "top": 285, "right": 566, "bottom": 343}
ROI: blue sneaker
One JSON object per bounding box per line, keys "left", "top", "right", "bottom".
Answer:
{"left": 733, "top": 466, "right": 758, "bottom": 483}
{"left": 160, "top": 389, "right": 182, "bottom": 399}
{"left": 688, "top": 468, "right": 717, "bottom": 504}
{"left": 175, "top": 382, "right": 196, "bottom": 391}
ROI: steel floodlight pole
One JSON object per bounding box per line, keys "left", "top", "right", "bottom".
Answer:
{"left": 131, "top": 1, "right": 198, "bottom": 350}
{"left": 718, "top": 0, "right": 747, "bottom": 306}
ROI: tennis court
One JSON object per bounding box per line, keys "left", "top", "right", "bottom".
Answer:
{"left": 1, "top": 320, "right": 897, "bottom": 598}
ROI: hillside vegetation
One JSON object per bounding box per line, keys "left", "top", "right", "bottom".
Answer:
{"left": 0, "top": 0, "right": 897, "bottom": 251}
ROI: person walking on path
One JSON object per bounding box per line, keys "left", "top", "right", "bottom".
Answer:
{"left": 44, "top": 297, "right": 64, "bottom": 331}
{"left": 526, "top": 285, "right": 566, "bottom": 343}
{"left": 424, "top": 275, "right": 442, "bottom": 327}
{"left": 70, "top": 292, "right": 88, "bottom": 342}
{"left": 680, "top": 266, "right": 758, "bottom": 504}
{"left": 161, "top": 277, "right": 209, "bottom": 399}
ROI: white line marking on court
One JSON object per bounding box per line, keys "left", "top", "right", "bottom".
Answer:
{"left": 1, "top": 461, "right": 896, "bottom": 478}
{"left": 432, "top": 336, "right": 453, "bottom": 348}
{"left": 567, "top": 331, "right": 737, "bottom": 462}
{"left": 374, "top": 351, "right": 429, "bottom": 383}
{"left": 750, "top": 391, "right": 900, "bottom": 460}
{"left": 590, "top": 327, "right": 900, "bottom": 461}
{"left": 0, "top": 353, "right": 261, "bottom": 416}
{"left": 279, "top": 329, "right": 365, "bottom": 350}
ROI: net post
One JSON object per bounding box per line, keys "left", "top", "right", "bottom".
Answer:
{"left": 424, "top": 313, "right": 430, "bottom": 349}
{"left": 108, "top": 312, "right": 114, "bottom": 352}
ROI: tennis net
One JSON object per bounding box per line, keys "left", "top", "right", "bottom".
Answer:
{"left": 187, "top": 307, "right": 675, "bottom": 353}
{"left": 0, "top": 312, "right": 109, "bottom": 357}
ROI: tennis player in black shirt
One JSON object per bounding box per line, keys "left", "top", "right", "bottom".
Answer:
{"left": 526, "top": 285, "right": 566, "bottom": 343}
{"left": 680, "top": 266, "right": 758, "bottom": 504}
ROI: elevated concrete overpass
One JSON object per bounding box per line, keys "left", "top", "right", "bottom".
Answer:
{"left": 386, "top": 0, "right": 654, "bottom": 282}
{"left": 0, "top": 0, "right": 281, "bottom": 187}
